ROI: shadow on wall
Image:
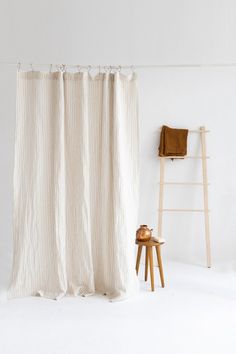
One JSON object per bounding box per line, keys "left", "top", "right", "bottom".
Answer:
{"left": 0, "top": 239, "right": 12, "bottom": 292}
{"left": 0, "top": 69, "right": 16, "bottom": 292}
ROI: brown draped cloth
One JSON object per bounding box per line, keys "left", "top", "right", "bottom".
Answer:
{"left": 158, "top": 125, "right": 188, "bottom": 157}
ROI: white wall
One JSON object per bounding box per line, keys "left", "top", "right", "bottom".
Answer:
{"left": 1, "top": 0, "right": 236, "bottom": 287}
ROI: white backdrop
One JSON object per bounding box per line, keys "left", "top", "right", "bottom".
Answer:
{"left": 1, "top": 0, "right": 236, "bottom": 291}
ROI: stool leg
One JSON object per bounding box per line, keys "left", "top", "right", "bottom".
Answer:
{"left": 156, "top": 245, "right": 165, "bottom": 287}
{"left": 148, "top": 246, "right": 155, "bottom": 291}
{"left": 136, "top": 245, "right": 143, "bottom": 275}
{"left": 145, "top": 247, "right": 148, "bottom": 281}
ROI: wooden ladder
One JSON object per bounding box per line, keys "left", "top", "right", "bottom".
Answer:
{"left": 157, "top": 126, "right": 211, "bottom": 267}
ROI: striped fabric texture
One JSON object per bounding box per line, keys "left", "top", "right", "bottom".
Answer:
{"left": 9, "top": 71, "right": 139, "bottom": 300}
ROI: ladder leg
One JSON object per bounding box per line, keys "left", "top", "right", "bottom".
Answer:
{"left": 200, "top": 126, "right": 211, "bottom": 268}
{"left": 158, "top": 157, "right": 165, "bottom": 238}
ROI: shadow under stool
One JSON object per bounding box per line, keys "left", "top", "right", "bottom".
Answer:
{"left": 135, "top": 237, "right": 165, "bottom": 291}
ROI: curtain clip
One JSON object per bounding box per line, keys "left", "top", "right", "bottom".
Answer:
{"left": 17, "top": 62, "right": 21, "bottom": 72}
{"left": 57, "top": 64, "right": 66, "bottom": 72}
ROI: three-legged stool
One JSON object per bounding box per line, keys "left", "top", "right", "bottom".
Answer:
{"left": 135, "top": 237, "right": 165, "bottom": 291}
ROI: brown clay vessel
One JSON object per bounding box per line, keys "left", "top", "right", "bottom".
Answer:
{"left": 136, "top": 225, "right": 152, "bottom": 242}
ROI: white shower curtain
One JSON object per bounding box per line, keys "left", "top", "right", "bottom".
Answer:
{"left": 9, "top": 70, "right": 139, "bottom": 300}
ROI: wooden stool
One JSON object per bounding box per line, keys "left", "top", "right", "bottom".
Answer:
{"left": 135, "top": 237, "right": 165, "bottom": 291}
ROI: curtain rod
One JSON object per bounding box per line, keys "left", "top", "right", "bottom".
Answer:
{"left": 1, "top": 61, "right": 236, "bottom": 69}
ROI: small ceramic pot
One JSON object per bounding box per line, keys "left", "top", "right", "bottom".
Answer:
{"left": 136, "top": 225, "right": 152, "bottom": 242}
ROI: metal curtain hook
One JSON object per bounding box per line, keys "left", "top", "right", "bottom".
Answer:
{"left": 77, "top": 65, "right": 81, "bottom": 73}
{"left": 118, "top": 65, "right": 121, "bottom": 72}
{"left": 17, "top": 62, "right": 21, "bottom": 72}
{"left": 30, "top": 63, "right": 34, "bottom": 71}
{"left": 87, "top": 65, "right": 92, "bottom": 73}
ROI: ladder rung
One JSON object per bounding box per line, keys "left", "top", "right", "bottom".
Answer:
{"left": 159, "top": 208, "right": 210, "bottom": 212}
{"left": 158, "top": 156, "right": 210, "bottom": 159}
{"left": 158, "top": 128, "right": 210, "bottom": 133}
{"left": 190, "top": 130, "right": 210, "bottom": 133}
{"left": 159, "top": 182, "right": 210, "bottom": 185}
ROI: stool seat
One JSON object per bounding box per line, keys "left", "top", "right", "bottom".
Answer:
{"left": 136, "top": 237, "right": 165, "bottom": 246}
{"left": 135, "top": 236, "right": 165, "bottom": 291}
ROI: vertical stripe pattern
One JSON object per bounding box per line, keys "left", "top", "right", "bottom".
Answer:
{"left": 9, "top": 71, "right": 139, "bottom": 300}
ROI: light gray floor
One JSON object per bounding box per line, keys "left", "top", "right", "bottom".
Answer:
{"left": 0, "top": 261, "right": 236, "bottom": 354}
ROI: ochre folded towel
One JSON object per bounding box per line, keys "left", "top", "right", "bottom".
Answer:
{"left": 158, "top": 125, "right": 188, "bottom": 157}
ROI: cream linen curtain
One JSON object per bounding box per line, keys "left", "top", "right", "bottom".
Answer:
{"left": 9, "top": 70, "right": 139, "bottom": 300}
